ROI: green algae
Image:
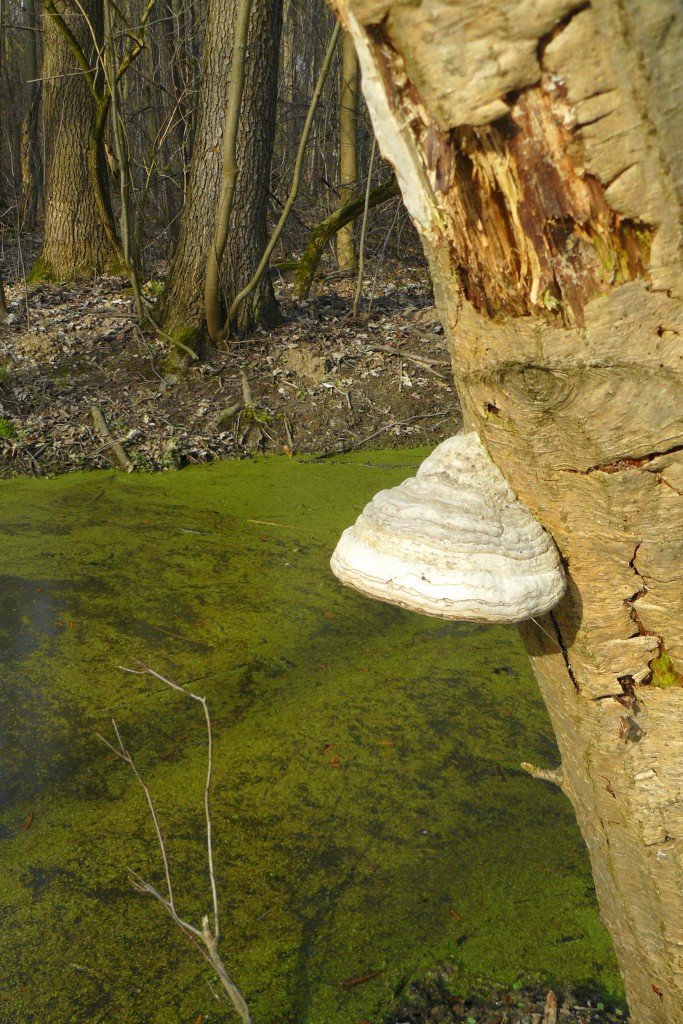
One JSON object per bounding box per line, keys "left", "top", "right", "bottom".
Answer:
{"left": 0, "top": 452, "right": 623, "bottom": 1023}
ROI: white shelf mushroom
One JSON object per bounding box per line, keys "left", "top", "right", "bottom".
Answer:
{"left": 330, "top": 433, "right": 566, "bottom": 623}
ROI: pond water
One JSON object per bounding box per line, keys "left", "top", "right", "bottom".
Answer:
{"left": 0, "top": 452, "right": 622, "bottom": 1024}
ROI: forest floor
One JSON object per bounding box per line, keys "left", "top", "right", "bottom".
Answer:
{"left": 384, "top": 971, "right": 629, "bottom": 1024}
{"left": 0, "top": 257, "right": 630, "bottom": 1024}
{"left": 0, "top": 259, "right": 462, "bottom": 478}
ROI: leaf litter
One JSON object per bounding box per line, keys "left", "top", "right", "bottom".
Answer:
{"left": 0, "top": 263, "right": 461, "bottom": 478}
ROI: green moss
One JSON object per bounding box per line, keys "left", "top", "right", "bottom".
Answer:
{"left": 649, "top": 648, "right": 683, "bottom": 688}
{"left": 0, "top": 417, "right": 16, "bottom": 438}
{"left": 0, "top": 453, "right": 623, "bottom": 1023}
{"left": 26, "top": 253, "right": 58, "bottom": 284}
{"left": 163, "top": 323, "right": 204, "bottom": 364}
{"left": 271, "top": 260, "right": 300, "bottom": 273}
{"left": 27, "top": 251, "right": 125, "bottom": 284}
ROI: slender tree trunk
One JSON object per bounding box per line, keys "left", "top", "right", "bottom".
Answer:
{"left": 220, "top": 0, "right": 283, "bottom": 334}
{"left": 21, "top": 0, "right": 42, "bottom": 228}
{"left": 0, "top": 0, "right": 9, "bottom": 218}
{"left": 292, "top": 173, "right": 399, "bottom": 298}
{"left": 336, "top": 29, "right": 358, "bottom": 271}
{"left": 156, "top": 0, "right": 282, "bottom": 354}
{"left": 333, "top": 2, "right": 683, "bottom": 1022}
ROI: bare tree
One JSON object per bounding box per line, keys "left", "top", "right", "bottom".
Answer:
{"left": 35, "top": 0, "right": 157, "bottom": 280}
{"left": 35, "top": 0, "right": 118, "bottom": 278}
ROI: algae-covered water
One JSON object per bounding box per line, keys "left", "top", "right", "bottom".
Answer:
{"left": 0, "top": 452, "right": 622, "bottom": 1023}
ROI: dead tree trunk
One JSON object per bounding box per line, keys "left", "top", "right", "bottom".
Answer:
{"left": 332, "top": 2, "right": 683, "bottom": 1022}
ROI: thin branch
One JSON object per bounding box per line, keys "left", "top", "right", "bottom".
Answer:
{"left": 90, "top": 405, "right": 135, "bottom": 472}
{"left": 352, "top": 136, "right": 376, "bottom": 319}
{"left": 120, "top": 660, "right": 219, "bottom": 938}
{"left": 100, "top": 661, "right": 251, "bottom": 1023}
{"left": 96, "top": 721, "right": 176, "bottom": 910}
{"left": 521, "top": 762, "right": 565, "bottom": 789}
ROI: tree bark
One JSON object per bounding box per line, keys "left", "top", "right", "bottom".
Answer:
{"left": 21, "top": 0, "right": 42, "bottom": 229}
{"left": 36, "top": 0, "right": 115, "bottom": 279}
{"left": 332, "top": 2, "right": 683, "bottom": 1022}
{"left": 155, "top": 0, "right": 282, "bottom": 353}
{"left": 336, "top": 29, "right": 358, "bottom": 271}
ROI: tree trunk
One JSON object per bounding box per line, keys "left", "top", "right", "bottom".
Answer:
{"left": 36, "top": 0, "right": 115, "bottom": 279}
{"left": 155, "top": 0, "right": 282, "bottom": 353}
{"left": 336, "top": 29, "right": 358, "bottom": 271}
{"left": 332, "top": 1, "right": 683, "bottom": 1022}
{"left": 21, "top": 0, "right": 42, "bottom": 229}
{"left": 221, "top": 0, "right": 283, "bottom": 334}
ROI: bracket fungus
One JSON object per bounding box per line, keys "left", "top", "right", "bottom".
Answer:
{"left": 330, "top": 433, "right": 566, "bottom": 623}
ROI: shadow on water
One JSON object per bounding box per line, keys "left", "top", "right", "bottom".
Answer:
{"left": 0, "top": 452, "right": 623, "bottom": 1023}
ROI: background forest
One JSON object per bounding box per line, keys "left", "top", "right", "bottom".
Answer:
{"left": 0, "top": 0, "right": 463, "bottom": 477}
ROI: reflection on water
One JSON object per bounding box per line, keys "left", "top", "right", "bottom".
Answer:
{"left": 0, "top": 579, "right": 65, "bottom": 813}
{"left": 0, "top": 453, "right": 622, "bottom": 1024}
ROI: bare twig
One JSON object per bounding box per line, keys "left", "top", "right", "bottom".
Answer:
{"left": 209, "top": 371, "right": 254, "bottom": 432}
{"left": 99, "top": 661, "right": 252, "bottom": 1024}
{"left": 368, "top": 343, "right": 448, "bottom": 377}
{"left": 97, "top": 722, "right": 177, "bottom": 911}
{"left": 309, "top": 411, "right": 450, "bottom": 459}
{"left": 119, "top": 661, "right": 220, "bottom": 935}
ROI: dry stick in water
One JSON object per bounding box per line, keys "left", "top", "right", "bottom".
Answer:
{"left": 97, "top": 662, "right": 252, "bottom": 1024}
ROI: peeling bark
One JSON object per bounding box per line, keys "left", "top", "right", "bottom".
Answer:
{"left": 331, "top": 1, "right": 683, "bottom": 1020}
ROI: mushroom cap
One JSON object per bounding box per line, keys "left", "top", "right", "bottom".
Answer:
{"left": 330, "top": 433, "right": 565, "bottom": 623}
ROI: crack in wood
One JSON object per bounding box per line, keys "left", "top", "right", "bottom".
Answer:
{"left": 562, "top": 443, "right": 683, "bottom": 476}
{"left": 549, "top": 610, "right": 581, "bottom": 692}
